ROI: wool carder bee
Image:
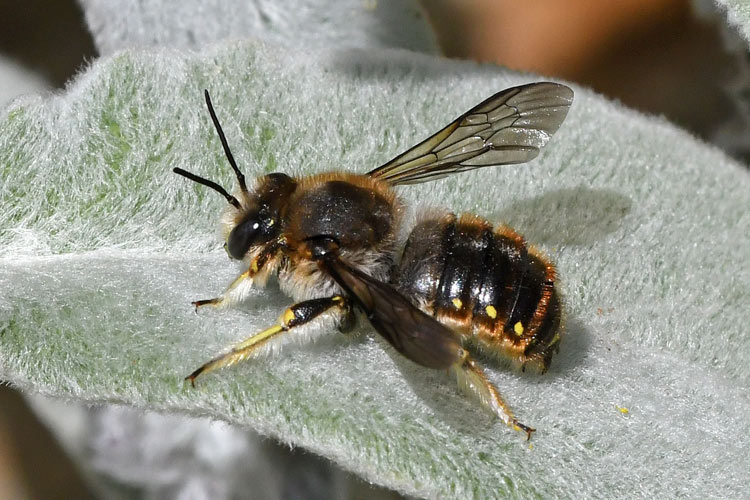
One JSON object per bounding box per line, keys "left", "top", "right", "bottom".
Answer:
{"left": 174, "top": 82, "right": 573, "bottom": 438}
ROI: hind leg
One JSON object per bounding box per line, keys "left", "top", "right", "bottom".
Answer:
{"left": 451, "top": 352, "right": 535, "bottom": 439}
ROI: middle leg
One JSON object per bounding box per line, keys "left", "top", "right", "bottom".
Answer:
{"left": 186, "top": 295, "right": 350, "bottom": 385}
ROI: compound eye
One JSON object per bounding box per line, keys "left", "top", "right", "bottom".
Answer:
{"left": 226, "top": 217, "right": 260, "bottom": 260}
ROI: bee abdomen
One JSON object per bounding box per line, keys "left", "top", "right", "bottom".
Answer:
{"left": 395, "top": 213, "right": 562, "bottom": 370}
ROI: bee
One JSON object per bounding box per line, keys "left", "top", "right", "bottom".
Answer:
{"left": 174, "top": 82, "right": 573, "bottom": 438}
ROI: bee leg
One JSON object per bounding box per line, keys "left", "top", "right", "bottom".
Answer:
{"left": 186, "top": 295, "right": 350, "bottom": 386}
{"left": 193, "top": 244, "right": 282, "bottom": 310}
{"left": 191, "top": 268, "right": 253, "bottom": 310}
{"left": 336, "top": 305, "right": 357, "bottom": 333}
{"left": 451, "top": 354, "right": 536, "bottom": 440}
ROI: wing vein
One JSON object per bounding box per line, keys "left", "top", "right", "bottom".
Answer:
{"left": 368, "top": 82, "right": 573, "bottom": 185}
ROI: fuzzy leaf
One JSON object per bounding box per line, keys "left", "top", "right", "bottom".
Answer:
{"left": 79, "top": 0, "right": 438, "bottom": 55}
{"left": 1, "top": 41, "right": 749, "bottom": 498}
{"left": 715, "top": 0, "right": 750, "bottom": 43}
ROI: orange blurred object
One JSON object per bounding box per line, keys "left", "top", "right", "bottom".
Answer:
{"left": 424, "top": 0, "right": 688, "bottom": 79}
{"left": 422, "top": 0, "right": 736, "bottom": 139}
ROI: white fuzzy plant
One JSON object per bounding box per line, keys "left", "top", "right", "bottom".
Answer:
{"left": 1, "top": 1, "right": 750, "bottom": 498}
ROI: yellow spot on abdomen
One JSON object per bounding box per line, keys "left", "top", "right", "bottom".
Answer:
{"left": 250, "top": 259, "right": 259, "bottom": 273}
{"left": 485, "top": 305, "right": 497, "bottom": 319}
{"left": 616, "top": 405, "right": 629, "bottom": 415}
{"left": 452, "top": 298, "right": 463, "bottom": 309}
{"left": 514, "top": 322, "right": 524, "bottom": 336}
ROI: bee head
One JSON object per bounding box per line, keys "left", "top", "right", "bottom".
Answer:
{"left": 224, "top": 172, "right": 296, "bottom": 260}
{"left": 173, "top": 90, "right": 297, "bottom": 261}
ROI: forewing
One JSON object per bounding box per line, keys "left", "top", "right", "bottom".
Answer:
{"left": 368, "top": 82, "right": 573, "bottom": 185}
{"left": 322, "top": 258, "right": 464, "bottom": 370}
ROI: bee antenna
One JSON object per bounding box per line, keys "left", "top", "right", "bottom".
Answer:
{"left": 204, "top": 89, "right": 249, "bottom": 194}
{"left": 173, "top": 167, "right": 242, "bottom": 209}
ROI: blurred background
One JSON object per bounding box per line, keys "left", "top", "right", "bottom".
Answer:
{"left": 1, "top": 0, "right": 747, "bottom": 498}
{"left": 423, "top": 0, "right": 744, "bottom": 148}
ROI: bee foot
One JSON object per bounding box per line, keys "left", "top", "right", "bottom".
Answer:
{"left": 184, "top": 365, "right": 206, "bottom": 388}
{"left": 191, "top": 298, "right": 220, "bottom": 311}
{"left": 512, "top": 419, "right": 536, "bottom": 440}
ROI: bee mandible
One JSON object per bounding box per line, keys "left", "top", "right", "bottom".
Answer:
{"left": 174, "top": 82, "right": 573, "bottom": 438}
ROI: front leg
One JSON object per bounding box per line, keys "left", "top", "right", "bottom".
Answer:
{"left": 191, "top": 267, "right": 254, "bottom": 310}
{"left": 193, "top": 240, "right": 283, "bottom": 310}
{"left": 186, "top": 295, "right": 351, "bottom": 385}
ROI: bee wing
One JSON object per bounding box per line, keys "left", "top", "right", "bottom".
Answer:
{"left": 322, "top": 257, "right": 464, "bottom": 369}
{"left": 367, "top": 82, "right": 573, "bottom": 185}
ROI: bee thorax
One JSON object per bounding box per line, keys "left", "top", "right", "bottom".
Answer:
{"left": 279, "top": 248, "right": 393, "bottom": 302}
